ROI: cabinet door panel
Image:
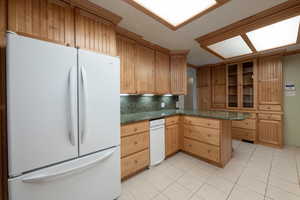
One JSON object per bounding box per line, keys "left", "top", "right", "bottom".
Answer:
{"left": 258, "top": 119, "right": 282, "bottom": 146}
{"left": 75, "top": 9, "right": 117, "bottom": 56}
{"left": 197, "top": 67, "right": 211, "bottom": 110}
{"left": 165, "top": 124, "right": 179, "bottom": 156}
{"left": 117, "top": 35, "right": 136, "bottom": 94}
{"left": 258, "top": 56, "right": 282, "bottom": 106}
{"left": 155, "top": 51, "right": 170, "bottom": 94}
{"left": 211, "top": 65, "right": 226, "bottom": 108}
{"left": 170, "top": 55, "right": 187, "bottom": 95}
{"left": 9, "top": 0, "right": 74, "bottom": 46}
{"left": 135, "top": 44, "right": 155, "bottom": 93}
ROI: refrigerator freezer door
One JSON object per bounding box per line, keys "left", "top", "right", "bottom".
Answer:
{"left": 78, "top": 49, "right": 120, "bottom": 156}
{"left": 9, "top": 147, "right": 121, "bottom": 200}
{"left": 6, "top": 34, "right": 78, "bottom": 176}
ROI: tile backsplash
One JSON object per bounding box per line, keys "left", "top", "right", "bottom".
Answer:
{"left": 121, "top": 95, "right": 179, "bottom": 114}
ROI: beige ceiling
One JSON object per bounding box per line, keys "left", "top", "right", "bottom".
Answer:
{"left": 90, "top": 0, "right": 290, "bottom": 66}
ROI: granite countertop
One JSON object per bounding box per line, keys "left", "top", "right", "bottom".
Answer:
{"left": 121, "top": 109, "right": 250, "bottom": 124}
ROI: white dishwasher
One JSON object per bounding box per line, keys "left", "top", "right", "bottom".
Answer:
{"left": 150, "top": 119, "right": 165, "bottom": 166}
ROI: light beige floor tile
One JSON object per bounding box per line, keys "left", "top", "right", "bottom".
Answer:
{"left": 228, "top": 185, "right": 264, "bottom": 200}
{"left": 146, "top": 172, "right": 175, "bottom": 191}
{"left": 125, "top": 179, "right": 160, "bottom": 200}
{"left": 152, "top": 194, "right": 169, "bottom": 200}
{"left": 118, "top": 190, "right": 135, "bottom": 200}
{"left": 163, "top": 182, "right": 193, "bottom": 200}
{"left": 206, "top": 175, "right": 234, "bottom": 195}
{"left": 177, "top": 172, "right": 205, "bottom": 192}
{"left": 269, "top": 175, "right": 300, "bottom": 196}
{"left": 195, "top": 184, "right": 228, "bottom": 200}
{"left": 266, "top": 185, "right": 300, "bottom": 200}
{"left": 270, "top": 168, "right": 299, "bottom": 184}
{"left": 237, "top": 174, "right": 267, "bottom": 195}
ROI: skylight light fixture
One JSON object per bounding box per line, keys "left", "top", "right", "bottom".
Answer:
{"left": 132, "top": 0, "right": 217, "bottom": 27}
{"left": 207, "top": 36, "right": 253, "bottom": 58}
{"left": 246, "top": 16, "right": 300, "bottom": 51}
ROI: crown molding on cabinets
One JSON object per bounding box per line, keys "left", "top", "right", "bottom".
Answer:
{"left": 170, "top": 50, "right": 190, "bottom": 56}
{"left": 68, "top": 0, "right": 122, "bottom": 25}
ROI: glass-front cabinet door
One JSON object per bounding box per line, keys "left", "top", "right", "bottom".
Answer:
{"left": 227, "top": 64, "right": 239, "bottom": 108}
{"left": 241, "top": 61, "right": 254, "bottom": 108}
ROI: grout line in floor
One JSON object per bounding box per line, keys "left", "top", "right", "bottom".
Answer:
{"left": 263, "top": 147, "right": 275, "bottom": 200}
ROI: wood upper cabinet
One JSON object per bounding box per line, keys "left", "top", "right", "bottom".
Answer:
{"left": 170, "top": 55, "right": 187, "bottom": 95}
{"left": 155, "top": 51, "right": 170, "bottom": 94}
{"left": 75, "top": 8, "right": 117, "bottom": 56}
{"left": 211, "top": 65, "right": 226, "bottom": 108}
{"left": 117, "top": 35, "right": 136, "bottom": 94}
{"left": 135, "top": 44, "right": 155, "bottom": 94}
{"left": 8, "top": 0, "right": 74, "bottom": 46}
{"left": 197, "top": 67, "right": 211, "bottom": 110}
{"left": 226, "top": 60, "right": 257, "bottom": 110}
{"left": 258, "top": 56, "right": 282, "bottom": 110}
{"left": 258, "top": 119, "right": 282, "bottom": 147}
{"left": 165, "top": 124, "right": 179, "bottom": 157}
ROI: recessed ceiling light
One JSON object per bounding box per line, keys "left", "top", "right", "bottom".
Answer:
{"left": 132, "top": 0, "right": 217, "bottom": 27}
{"left": 207, "top": 36, "right": 253, "bottom": 58}
{"left": 246, "top": 16, "right": 300, "bottom": 51}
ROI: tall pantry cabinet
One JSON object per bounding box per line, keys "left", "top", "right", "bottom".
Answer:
{"left": 257, "top": 56, "right": 283, "bottom": 147}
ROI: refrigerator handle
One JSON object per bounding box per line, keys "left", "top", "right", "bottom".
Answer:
{"left": 22, "top": 148, "right": 117, "bottom": 183}
{"left": 68, "top": 67, "right": 76, "bottom": 146}
{"left": 81, "top": 66, "right": 88, "bottom": 144}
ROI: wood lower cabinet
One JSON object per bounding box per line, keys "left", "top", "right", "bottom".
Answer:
{"left": 117, "top": 35, "right": 136, "bottom": 94}
{"left": 155, "top": 51, "right": 170, "bottom": 94}
{"left": 165, "top": 123, "right": 179, "bottom": 157}
{"left": 182, "top": 116, "right": 232, "bottom": 167}
{"left": 258, "top": 114, "right": 282, "bottom": 147}
{"left": 121, "top": 121, "right": 150, "bottom": 179}
{"left": 170, "top": 54, "right": 187, "bottom": 95}
{"left": 135, "top": 44, "right": 155, "bottom": 94}
{"left": 75, "top": 9, "right": 117, "bottom": 56}
{"left": 211, "top": 65, "right": 226, "bottom": 108}
{"left": 8, "top": 0, "right": 74, "bottom": 46}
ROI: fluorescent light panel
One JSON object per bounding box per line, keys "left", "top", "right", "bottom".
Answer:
{"left": 208, "top": 36, "right": 253, "bottom": 58}
{"left": 133, "top": 0, "right": 217, "bottom": 26}
{"left": 247, "top": 16, "right": 300, "bottom": 51}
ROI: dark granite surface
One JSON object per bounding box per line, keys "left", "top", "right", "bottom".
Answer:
{"left": 121, "top": 109, "right": 250, "bottom": 124}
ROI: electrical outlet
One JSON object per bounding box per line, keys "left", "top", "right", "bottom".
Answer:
{"left": 161, "top": 102, "right": 165, "bottom": 108}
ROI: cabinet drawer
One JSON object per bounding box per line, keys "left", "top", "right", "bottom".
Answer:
{"left": 184, "top": 116, "right": 220, "bottom": 129}
{"left": 232, "top": 119, "right": 256, "bottom": 130}
{"left": 121, "top": 149, "right": 149, "bottom": 179}
{"left": 121, "top": 121, "right": 149, "bottom": 137}
{"left": 184, "top": 125, "right": 219, "bottom": 146}
{"left": 258, "top": 114, "right": 281, "bottom": 121}
{"left": 121, "top": 132, "right": 149, "bottom": 158}
{"left": 183, "top": 138, "right": 220, "bottom": 162}
{"left": 259, "top": 105, "right": 281, "bottom": 111}
{"left": 166, "top": 116, "right": 180, "bottom": 126}
{"left": 232, "top": 128, "right": 256, "bottom": 141}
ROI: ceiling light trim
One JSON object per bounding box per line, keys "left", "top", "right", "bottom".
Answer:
{"left": 123, "top": 0, "right": 230, "bottom": 31}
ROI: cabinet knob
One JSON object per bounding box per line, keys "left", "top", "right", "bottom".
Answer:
{"left": 189, "top": 144, "right": 192, "bottom": 147}
{"left": 134, "top": 160, "right": 138, "bottom": 164}
{"left": 134, "top": 128, "right": 138, "bottom": 132}
{"left": 134, "top": 141, "right": 138, "bottom": 145}
{"left": 208, "top": 150, "right": 211, "bottom": 153}
{"left": 207, "top": 134, "right": 211, "bottom": 137}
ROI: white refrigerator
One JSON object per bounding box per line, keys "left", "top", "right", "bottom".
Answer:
{"left": 6, "top": 33, "right": 121, "bottom": 200}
